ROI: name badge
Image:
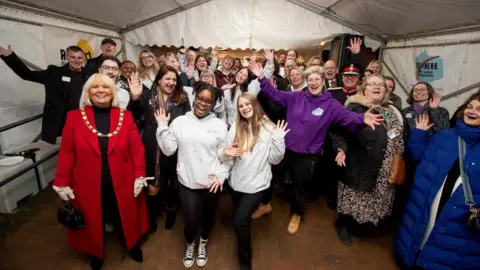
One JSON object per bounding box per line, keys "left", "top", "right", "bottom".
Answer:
{"left": 405, "top": 113, "right": 413, "bottom": 118}
{"left": 62, "top": 76, "right": 71, "bottom": 82}
{"left": 387, "top": 128, "right": 401, "bottom": 139}
{"left": 312, "top": 108, "right": 324, "bottom": 116}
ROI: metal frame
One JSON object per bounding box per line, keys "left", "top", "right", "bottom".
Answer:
{"left": 122, "top": 0, "right": 212, "bottom": 32}
{"left": 381, "top": 60, "right": 410, "bottom": 96}
{"left": 385, "top": 39, "right": 480, "bottom": 50}
{"left": 0, "top": 0, "right": 120, "bottom": 31}
{"left": 442, "top": 82, "right": 480, "bottom": 101}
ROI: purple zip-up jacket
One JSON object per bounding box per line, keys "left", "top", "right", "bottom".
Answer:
{"left": 259, "top": 77, "right": 365, "bottom": 154}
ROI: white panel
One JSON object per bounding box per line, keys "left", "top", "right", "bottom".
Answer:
{"left": 383, "top": 42, "right": 479, "bottom": 115}
{"left": 251, "top": 0, "right": 359, "bottom": 49}
{"left": 129, "top": 0, "right": 180, "bottom": 25}
{"left": 0, "top": 20, "right": 46, "bottom": 152}
{"left": 126, "top": 0, "right": 359, "bottom": 50}
{"left": 183, "top": 0, "right": 252, "bottom": 49}
{"left": 0, "top": 6, "right": 120, "bottom": 38}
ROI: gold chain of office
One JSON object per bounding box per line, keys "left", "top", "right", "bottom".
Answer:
{"left": 80, "top": 108, "right": 124, "bottom": 137}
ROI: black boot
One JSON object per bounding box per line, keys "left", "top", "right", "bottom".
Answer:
{"left": 89, "top": 256, "right": 104, "bottom": 270}
{"left": 164, "top": 207, "right": 177, "bottom": 229}
{"left": 128, "top": 244, "right": 143, "bottom": 263}
{"left": 334, "top": 216, "right": 352, "bottom": 246}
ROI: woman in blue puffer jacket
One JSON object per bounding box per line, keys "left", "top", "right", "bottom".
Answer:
{"left": 395, "top": 92, "right": 480, "bottom": 270}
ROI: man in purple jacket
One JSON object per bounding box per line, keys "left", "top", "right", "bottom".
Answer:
{"left": 249, "top": 59, "right": 383, "bottom": 235}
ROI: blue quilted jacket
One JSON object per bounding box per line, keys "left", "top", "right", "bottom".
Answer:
{"left": 395, "top": 120, "right": 480, "bottom": 270}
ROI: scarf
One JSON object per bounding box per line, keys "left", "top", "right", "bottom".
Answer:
{"left": 456, "top": 119, "right": 480, "bottom": 145}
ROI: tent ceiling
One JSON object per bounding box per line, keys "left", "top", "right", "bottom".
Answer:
{"left": 3, "top": 0, "right": 480, "bottom": 39}
{"left": 294, "top": 0, "right": 480, "bottom": 39}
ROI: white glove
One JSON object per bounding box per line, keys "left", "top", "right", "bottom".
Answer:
{"left": 52, "top": 185, "right": 75, "bottom": 201}
{"left": 134, "top": 177, "right": 153, "bottom": 197}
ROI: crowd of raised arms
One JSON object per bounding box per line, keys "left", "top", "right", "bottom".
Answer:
{"left": 0, "top": 37, "right": 479, "bottom": 270}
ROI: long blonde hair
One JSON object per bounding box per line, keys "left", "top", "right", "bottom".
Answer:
{"left": 137, "top": 50, "right": 160, "bottom": 81}
{"left": 366, "top": 60, "right": 383, "bottom": 74}
{"left": 233, "top": 93, "right": 273, "bottom": 152}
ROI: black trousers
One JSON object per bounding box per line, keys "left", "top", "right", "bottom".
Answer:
{"left": 261, "top": 158, "right": 289, "bottom": 205}
{"left": 230, "top": 189, "right": 265, "bottom": 268}
{"left": 179, "top": 184, "right": 219, "bottom": 243}
{"left": 286, "top": 150, "right": 320, "bottom": 216}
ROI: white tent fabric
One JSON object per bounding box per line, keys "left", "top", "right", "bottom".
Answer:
{"left": 125, "top": 0, "right": 360, "bottom": 50}
{"left": 382, "top": 31, "right": 480, "bottom": 115}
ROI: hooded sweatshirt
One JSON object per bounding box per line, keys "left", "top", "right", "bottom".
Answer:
{"left": 258, "top": 77, "right": 365, "bottom": 154}
{"left": 156, "top": 111, "right": 230, "bottom": 189}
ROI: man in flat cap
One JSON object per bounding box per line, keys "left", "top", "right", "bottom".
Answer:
{"left": 85, "top": 38, "right": 117, "bottom": 74}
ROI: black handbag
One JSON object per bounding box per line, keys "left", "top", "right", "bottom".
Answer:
{"left": 57, "top": 201, "right": 85, "bottom": 231}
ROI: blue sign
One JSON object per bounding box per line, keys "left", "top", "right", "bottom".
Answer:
{"left": 415, "top": 51, "right": 443, "bottom": 83}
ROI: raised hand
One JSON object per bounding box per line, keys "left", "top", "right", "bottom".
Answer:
{"left": 274, "top": 120, "right": 290, "bottom": 137}
{"left": 128, "top": 73, "right": 142, "bottom": 100}
{"left": 221, "top": 83, "right": 236, "bottom": 90}
{"left": 264, "top": 49, "right": 274, "bottom": 62}
{"left": 347, "top": 37, "right": 362, "bottom": 54}
{"left": 248, "top": 61, "right": 265, "bottom": 79}
{"left": 415, "top": 114, "right": 434, "bottom": 130}
{"left": 429, "top": 93, "right": 441, "bottom": 109}
{"left": 154, "top": 108, "right": 171, "bottom": 124}
{"left": 207, "top": 174, "right": 223, "bottom": 193}
{"left": 224, "top": 142, "right": 244, "bottom": 157}
{"left": 335, "top": 149, "right": 346, "bottom": 167}
{"left": 0, "top": 45, "right": 13, "bottom": 56}
{"left": 363, "top": 106, "right": 384, "bottom": 130}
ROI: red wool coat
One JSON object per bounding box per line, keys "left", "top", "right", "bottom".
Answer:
{"left": 53, "top": 106, "right": 149, "bottom": 258}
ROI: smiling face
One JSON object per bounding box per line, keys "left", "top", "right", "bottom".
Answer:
{"left": 289, "top": 68, "right": 303, "bottom": 87}
{"left": 342, "top": 74, "right": 359, "bottom": 89}
{"left": 235, "top": 68, "right": 248, "bottom": 85}
{"left": 194, "top": 89, "right": 214, "bottom": 118}
{"left": 238, "top": 96, "right": 254, "bottom": 120}
{"left": 463, "top": 99, "right": 480, "bottom": 127}
{"left": 307, "top": 72, "right": 324, "bottom": 96}
{"left": 386, "top": 79, "right": 395, "bottom": 93}
{"left": 99, "top": 59, "right": 120, "bottom": 81}
{"left": 120, "top": 62, "right": 136, "bottom": 78}
{"left": 200, "top": 72, "right": 214, "bottom": 85}
{"left": 159, "top": 71, "right": 177, "bottom": 95}
{"left": 222, "top": 56, "right": 234, "bottom": 70}
{"left": 370, "top": 62, "right": 381, "bottom": 74}
{"left": 364, "top": 76, "right": 387, "bottom": 105}
{"left": 141, "top": 52, "right": 154, "bottom": 68}
{"left": 101, "top": 43, "right": 116, "bottom": 56}
{"left": 89, "top": 80, "right": 113, "bottom": 108}
{"left": 324, "top": 60, "right": 337, "bottom": 80}
{"left": 67, "top": 50, "right": 85, "bottom": 71}
{"left": 165, "top": 55, "right": 179, "bottom": 71}
{"left": 412, "top": 83, "right": 430, "bottom": 103}
{"left": 286, "top": 50, "right": 296, "bottom": 61}
{"left": 195, "top": 56, "right": 208, "bottom": 71}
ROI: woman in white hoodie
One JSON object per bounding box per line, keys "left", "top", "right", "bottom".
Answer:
{"left": 155, "top": 82, "right": 230, "bottom": 269}
{"left": 221, "top": 92, "right": 288, "bottom": 270}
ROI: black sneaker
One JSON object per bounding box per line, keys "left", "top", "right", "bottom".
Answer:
{"left": 196, "top": 238, "right": 208, "bottom": 267}
{"left": 164, "top": 208, "right": 177, "bottom": 229}
{"left": 183, "top": 242, "right": 196, "bottom": 268}
{"left": 335, "top": 223, "right": 352, "bottom": 246}
{"left": 128, "top": 244, "right": 143, "bottom": 263}
{"left": 89, "top": 256, "right": 104, "bottom": 270}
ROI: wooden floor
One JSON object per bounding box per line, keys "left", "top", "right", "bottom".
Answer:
{"left": 0, "top": 188, "right": 400, "bottom": 270}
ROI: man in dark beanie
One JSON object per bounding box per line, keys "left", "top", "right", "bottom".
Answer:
{"left": 85, "top": 38, "right": 117, "bottom": 75}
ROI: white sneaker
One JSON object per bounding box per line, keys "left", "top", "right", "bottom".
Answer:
{"left": 183, "top": 242, "right": 196, "bottom": 268}
{"left": 196, "top": 238, "right": 208, "bottom": 267}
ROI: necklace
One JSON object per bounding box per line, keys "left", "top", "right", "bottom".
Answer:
{"left": 81, "top": 107, "right": 124, "bottom": 137}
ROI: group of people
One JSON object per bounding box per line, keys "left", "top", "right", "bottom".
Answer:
{"left": 1, "top": 35, "right": 479, "bottom": 270}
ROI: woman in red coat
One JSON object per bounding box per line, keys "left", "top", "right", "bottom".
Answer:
{"left": 52, "top": 73, "right": 149, "bottom": 269}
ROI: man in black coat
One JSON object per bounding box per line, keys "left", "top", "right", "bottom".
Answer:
{"left": 0, "top": 45, "right": 89, "bottom": 144}
{"left": 84, "top": 38, "right": 117, "bottom": 75}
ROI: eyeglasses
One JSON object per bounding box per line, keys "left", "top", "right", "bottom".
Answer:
{"left": 100, "top": 65, "right": 119, "bottom": 72}
{"left": 201, "top": 75, "right": 213, "bottom": 79}
{"left": 413, "top": 88, "right": 428, "bottom": 93}
{"left": 367, "top": 83, "right": 386, "bottom": 88}
{"left": 196, "top": 96, "right": 213, "bottom": 105}
{"left": 141, "top": 56, "right": 154, "bottom": 60}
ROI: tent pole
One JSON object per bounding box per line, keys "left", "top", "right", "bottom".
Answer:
{"left": 385, "top": 39, "right": 480, "bottom": 50}
{"left": 0, "top": 15, "right": 120, "bottom": 39}
{"left": 121, "top": 33, "right": 127, "bottom": 61}
{"left": 441, "top": 82, "right": 480, "bottom": 101}
{"left": 381, "top": 61, "right": 410, "bottom": 96}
